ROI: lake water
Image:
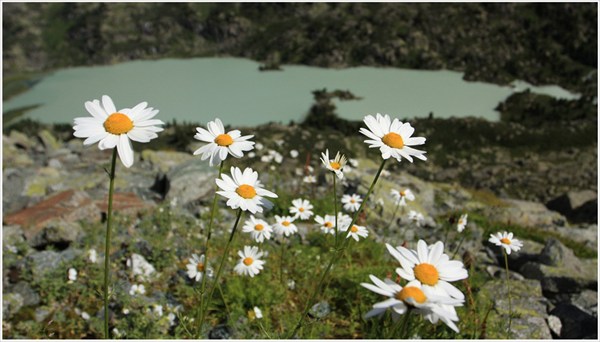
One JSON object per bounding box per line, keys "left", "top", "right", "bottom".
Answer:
{"left": 3, "top": 57, "right": 580, "bottom": 126}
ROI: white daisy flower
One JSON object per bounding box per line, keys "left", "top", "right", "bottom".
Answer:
{"left": 347, "top": 224, "right": 369, "bottom": 241}
{"left": 289, "top": 198, "right": 314, "bottom": 220}
{"left": 391, "top": 188, "right": 415, "bottom": 206}
{"left": 129, "top": 284, "right": 146, "bottom": 296}
{"left": 186, "top": 254, "right": 213, "bottom": 282}
{"left": 315, "top": 214, "right": 337, "bottom": 235}
{"left": 88, "top": 249, "right": 97, "bottom": 263}
{"left": 242, "top": 215, "right": 273, "bottom": 243}
{"left": 348, "top": 158, "right": 359, "bottom": 167}
{"left": 73, "top": 95, "right": 164, "bottom": 168}
{"left": 359, "top": 113, "right": 427, "bottom": 162}
{"left": 67, "top": 268, "right": 77, "bottom": 283}
{"left": 320, "top": 149, "right": 347, "bottom": 179}
{"left": 255, "top": 142, "right": 264, "bottom": 150}
{"left": 268, "top": 149, "right": 283, "bottom": 164}
{"left": 361, "top": 276, "right": 463, "bottom": 333}
{"left": 193, "top": 118, "right": 255, "bottom": 166}
{"left": 216, "top": 167, "right": 278, "bottom": 214}
{"left": 457, "top": 214, "right": 468, "bottom": 233}
{"left": 303, "top": 175, "right": 317, "bottom": 184}
{"left": 489, "top": 231, "right": 523, "bottom": 255}
{"left": 290, "top": 149, "right": 299, "bottom": 158}
{"left": 273, "top": 215, "right": 298, "bottom": 237}
{"left": 253, "top": 306, "right": 263, "bottom": 319}
{"left": 408, "top": 210, "right": 425, "bottom": 226}
{"left": 234, "top": 246, "right": 265, "bottom": 277}
{"left": 341, "top": 194, "right": 362, "bottom": 212}
{"left": 336, "top": 212, "right": 353, "bottom": 231}
{"left": 386, "top": 240, "right": 468, "bottom": 300}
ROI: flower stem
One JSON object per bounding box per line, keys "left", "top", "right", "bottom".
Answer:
{"left": 386, "top": 202, "right": 400, "bottom": 232}
{"left": 197, "top": 161, "right": 225, "bottom": 333}
{"left": 103, "top": 148, "right": 117, "bottom": 339}
{"left": 287, "top": 159, "right": 387, "bottom": 339}
{"left": 503, "top": 249, "right": 512, "bottom": 339}
{"left": 258, "top": 321, "right": 272, "bottom": 339}
{"left": 333, "top": 174, "right": 339, "bottom": 247}
{"left": 279, "top": 236, "right": 287, "bottom": 284}
{"left": 197, "top": 208, "right": 243, "bottom": 338}
{"left": 389, "top": 308, "right": 411, "bottom": 338}
{"left": 451, "top": 234, "right": 467, "bottom": 259}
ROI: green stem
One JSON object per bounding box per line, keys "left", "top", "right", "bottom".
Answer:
{"left": 217, "top": 283, "right": 230, "bottom": 319}
{"left": 103, "top": 148, "right": 118, "bottom": 339}
{"left": 443, "top": 222, "right": 451, "bottom": 245}
{"left": 287, "top": 159, "right": 387, "bottom": 339}
{"left": 503, "top": 250, "right": 512, "bottom": 339}
{"left": 389, "top": 308, "right": 411, "bottom": 339}
{"left": 197, "top": 209, "right": 243, "bottom": 338}
{"left": 257, "top": 321, "right": 272, "bottom": 339}
{"left": 386, "top": 202, "right": 401, "bottom": 232}
{"left": 333, "top": 174, "right": 339, "bottom": 247}
{"left": 197, "top": 161, "right": 225, "bottom": 332}
{"left": 451, "top": 234, "right": 467, "bottom": 259}
{"left": 279, "top": 237, "right": 286, "bottom": 284}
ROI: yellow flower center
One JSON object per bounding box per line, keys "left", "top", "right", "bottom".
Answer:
{"left": 382, "top": 132, "right": 404, "bottom": 149}
{"left": 500, "top": 238, "right": 511, "bottom": 245}
{"left": 324, "top": 222, "right": 333, "bottom": 228}
{"left": 350, "top": 199, "right": 356, "bottom": 203}
{"left": 214, "top": 133, "right": 234, "bottom": 146}
{"left": 254, "top": 224, "right": 264, "bottom": 231}
{"left": 400, "top": 191, "right": 405, "bottom": 197}
{"left": 104, "top": 113, "right": 133, "bottom": 135}
{"left": 330, "top": 161, "right": 341, "bottom": 170}
{"left": 350, "top": 225, "right": 359, "bottom": 233}
{"left": 243, "top": 257, "right": 254, "bottom": 266}
{"left": 299, "top": 207, "right": 305, "bottom": 212}
{"left": 196, "top": 263, "right": 205, "bottom": 272}
{"left": 413, "top": 263, "right": 439, "bottom": 286}
{"left": 236, "top": 184, "right": 257, "bottom": 199}
{"left": 395, "top": 286, "right": 427, "bottom": 304}
{"left": 282, "top": 221, "right": 290, "bottom": 227}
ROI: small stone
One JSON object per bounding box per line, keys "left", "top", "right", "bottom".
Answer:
{"left": 547, "top": 315, "right": 562, "bottom": 336}
{"left": 309, "top": 301, "right": 330, "bottom": 319}
{"left": 29, "top": 219, "right": 81, "bottom": 250}
{"left": 208, "top": 324, "right": 231, "bottom": 339}
{"left": 3, "top": 293, "right": 24, "bottom": 319}
{"left": 11, "top": 281, "right": 40, "bottom": 307}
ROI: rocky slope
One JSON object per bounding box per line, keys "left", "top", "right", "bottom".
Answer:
{"left": 2, "top": 125, "right": 597, "bottom": 338}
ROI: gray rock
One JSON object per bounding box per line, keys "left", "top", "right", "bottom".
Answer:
{"left": 3, "top": 293, "right": 24, "bottom": 319}
{"left": 479, "top": 278, "right": 553, "bottom": 339}
{"left": 2, "top": 168, "right": 34, "bottom": 214}
{"left": 519, "top": 239, "right": 597, "bottom": 296}
{"left": 34, "top": 305, "right": 54, "bottom": 323}
{"left": 485, "top": 265, "right": 525, "bottom": 280}
{"left": 11, "top": 281, "right": 40, "bottom": 307}
{"left": 546, "top": 190, "right": 597, "bottom": 223}
{"left": 165, "top": 159, "right": 217, "bottom": 208}
{"left": 3, "top": 225, "right": 25, "bottom": 246}
{"left": 547, "top": 315, "right": 562, "bottom": 337}
{"left": 29, "top": 219, "right": 82, "bottom": 249}
{"left": 27, "top": 249, "right": 80, "bottom": 282}
{"left": 509, "top": 316, "right": 553, "bottom": 339}
{"left": 37, "top": 129, "right": 61, "bottom": 152}
{"left": 570, "top": 289, "right": 597, "bottom": 317}
{"left": 208, "top": 324, "right": 231, "bottom": 339}
{"left": 309, "top": 301, "right": 330, "bottom": 318}
{"left": 549, "top": 303, "right": 597, "bottom": 339}
{"left": 485, "top": 198, "right": 567, "bottom": 228}
{"left": 538, "top": 238, "right": 579, "bottom": 267}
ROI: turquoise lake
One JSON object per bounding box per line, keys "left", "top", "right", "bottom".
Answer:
{"left": 3, "top": 57, "right": 580, "bottom": 126}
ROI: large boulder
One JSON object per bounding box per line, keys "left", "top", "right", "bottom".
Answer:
{"left": 519, "top": 239, "right": 597, "bottom": 296}
{"left": 165, "top": 159, "right": 217, "bottom": 209}
{"left": 28, "top": 219, "right": 82, "bottom": 250}
{"left": 549, "top": 303, "right": 597, "bottom": 339}
{"left": 479, "top": 278, "right": 552, "bottom": 339}
{"left": 546, "top": 190, "right": 597, "bottom": 224}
